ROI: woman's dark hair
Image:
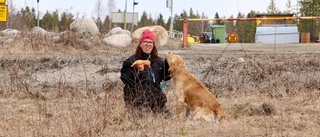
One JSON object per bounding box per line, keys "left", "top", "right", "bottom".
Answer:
{"left": 134, "top": 42, "right": 159, "bottom": 62}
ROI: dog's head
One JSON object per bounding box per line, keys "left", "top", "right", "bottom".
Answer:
{"left": 165, "top": 53, "right": 185, "bottom": 74}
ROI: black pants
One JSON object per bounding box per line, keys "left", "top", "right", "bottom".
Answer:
{"left": 124, "top": 89, "right": 167, "bottom": 113}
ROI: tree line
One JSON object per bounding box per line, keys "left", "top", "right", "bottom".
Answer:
{"left": 1, "top": 0, "right": 320, "bottom": 42}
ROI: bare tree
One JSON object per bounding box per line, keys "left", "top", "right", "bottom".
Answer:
{"left": 285, "top": 0, "right": 293, "bottom": 13}
{"left": 198, "top": 12, "right": 210, "bottom": 33}
{"left": 94, "top": 0, "right": 105, "bottom": 32}
{"left": 107, "top": 0, "right": 116, "bottom": 30}
{"left": 6, "top": 0, "right": 22, "bottom": 29}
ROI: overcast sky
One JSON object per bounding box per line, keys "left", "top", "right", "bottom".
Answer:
{"left": 14, "top": 0, "right": 299, "bottom": 21}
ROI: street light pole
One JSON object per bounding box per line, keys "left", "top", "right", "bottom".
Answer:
{"left": 124, "top": 0, "right": 127, "bottom": 30}
{"left": 37, "top": 0, "right": 40, "bottom": 27}
{"left": 169, "top": 7, "right": 173, "bottom": 38}
{"left": 168, "top": 0, "right": 174, "bottom": 38}
{"left": 132, "top": 0, "right": 138, "bottom": 32}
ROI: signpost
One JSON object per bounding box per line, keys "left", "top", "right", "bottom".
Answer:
{"left": 227, "top": 32, "right": 239, "bottom": 43}
{"left": 0, "top": 4, "right": 7, "bottom": 23}
{"left": 111, "top": 12, "right": 138, "bottom": 24}
{"left": 0, "top": 0, "right": 6, "bottom": 4}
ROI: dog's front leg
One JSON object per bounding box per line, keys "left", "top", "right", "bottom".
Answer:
{"left": 175, "top": 101, "right": 186, "bottom": 118}
{"left": 185, "top": 107, "right": 190, "bottom": 118}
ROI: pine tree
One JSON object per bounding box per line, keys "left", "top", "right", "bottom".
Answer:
{"left": 138, "top": 11, "right": 149, "bottom": 28}
{"left": 225, "top": 15, "right": 237, "bottom": 33}
{"left": 20, "top": 6, "right": 37, "bottom": 29}
{"left": 165, "top": 17, "right": 171, "bottom": 30}
{"left": 52, "top": 10, "right": 60, "bottom": 32}
{"left": 102, "top": 15, "right": 111, "bottom": 33}
{"left": 156, "top": 13, "right": 165, "bottom": 27}
{"left": 41, "top": 11, "right": 53, "bottom": 30}
{"left": 189, "top": 8, "right": 196, "bottom": 18}
{"left": 59, "top": 12, "right": 74, "bottom": 31}
{"left": 267, "top": 0, "right": 280, "bottom": 14}
{"left": 172, "top": 14, "right": 181, "bottom": 31}
{"left": 243, "top": 10, "right": 257, "bottom": 43}
{"left": 235, "top": 12, "right": 245, "bottom": 43}
{"left": 214, "top": 12, "right": 223, "bottom": 25}
{"left": 188, "top": 9, "right": 202, "bottom": 35}
{"left": 42, "top": 10, "right": 59, "bottom": 32}
{"left": 173, "top": 10, "right": 187, "bottom": 32}
{"left": 147, "top": 13, "right": 155, "bottom": 26}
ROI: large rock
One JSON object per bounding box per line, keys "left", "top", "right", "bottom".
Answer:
{"left": 70, "top": 18, "right": 100, "bottom": 36}
{"left": 105, "top": 27, "right": 131, "bottom": 37}
{"left": 132, "top": 26, "right": 169, "bottom": 47}
{"left": 31, "top": 26, "right": 47, "bottom": 35}
{"left": 1, "top": 29, "right": 20, "bottom": 37}
{"left": 103, "top": 34, "right": 132, "bottom": 47}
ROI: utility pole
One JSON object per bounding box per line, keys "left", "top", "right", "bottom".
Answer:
{"left": 296, "top": 0, "right": 298, "bottom": 14}
{"left": 132, "top": 0, "right": 138, "bottom": 32}
{"left": 167, "top": 0, "right": 173, "bottom": 38}
{"left": 124, "top": 0, "right": 127, "bottom": 30}
{"left": 37, "top": 0, "right": 40, "bottom": 27}
{"left": 296, "top": 0, "right": 300, "bottom": 24}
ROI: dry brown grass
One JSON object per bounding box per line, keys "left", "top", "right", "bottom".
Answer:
{"left": 0, "top": 35, "right": 320, "bottom": 136}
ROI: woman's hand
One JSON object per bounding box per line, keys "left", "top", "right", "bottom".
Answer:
{"left": 137, "top": 65, "right": 145, "bottom": 71}
{"left": 131, "top": 60, "right": 150, "bottom": 71}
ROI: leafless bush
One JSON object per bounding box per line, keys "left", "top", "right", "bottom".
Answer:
{"left": 1, "top": 42, "right": 320, "bottom": 136}
{"left": 0, "top": 58, "right": 45, "bottom": 100}
{"left": 200, "top": 53, "right": 320, "bottom": 99}
{"left": 60, "top": 31, "right": 78, "bottom": 47}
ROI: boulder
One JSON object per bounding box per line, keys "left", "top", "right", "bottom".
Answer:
{"left": 105, "top": 27, "right": 131, "bottom": 37}
{"left": 103, "top": 34, "right": 132, "bottom": 47}
{"left": 0, "top": 37, "right": 14, "bottom": 44}
{"left": 1, "top": 29, "right": 20, "bottom": 37}
{"left": 31, "top": 26, "right": 47, "bottom": 35}
{"left": 117, "top": 29, "right": 131, "bottom": 36}
{"left": 132, "top": 25, "right": 169, "bottom": 47}
{"left": 70, "top": 18, "right": 100, "bottom": 36}
{"left": 105, "top": 27, "right": 122, "bottom": 36}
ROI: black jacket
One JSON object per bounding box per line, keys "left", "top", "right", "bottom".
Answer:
{"left": 120, "top": 55, "right": 171, "bottom": 110}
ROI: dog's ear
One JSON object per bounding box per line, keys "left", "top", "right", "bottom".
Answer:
{"left": 168, "top": 55, "right": 185, "bottom": 75}
{"left": 173, "top": 56, "right": 185, "bottom": 68}
{"left": 168, "top": 66, "right": 175, "bottom": 74}
{"left": 168, "top": 66, "right": 181, "bottom": 75}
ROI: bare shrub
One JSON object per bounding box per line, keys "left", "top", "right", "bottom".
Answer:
{"left": 1, "top": 41, "right": 320, "bottom": 136}
{"left": 200, "top": 53, "right": 320, "bottom": 99}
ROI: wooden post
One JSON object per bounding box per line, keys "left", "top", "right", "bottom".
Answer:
{"left": 183, "top": 18, "right": 188, "bottom": 48}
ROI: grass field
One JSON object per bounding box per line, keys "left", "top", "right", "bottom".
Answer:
{"left": 0, "top": 36, "right": 320, "bottom": 137}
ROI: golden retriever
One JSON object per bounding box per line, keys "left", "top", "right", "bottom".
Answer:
{"left": 165, "top": 53, "right": 226, "bottom": 123}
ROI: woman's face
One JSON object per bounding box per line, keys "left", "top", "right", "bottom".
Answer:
{"left": 140, "top": 39, "right": 154, "bottom": 54}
